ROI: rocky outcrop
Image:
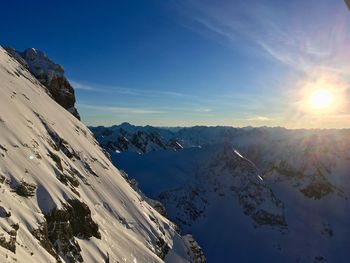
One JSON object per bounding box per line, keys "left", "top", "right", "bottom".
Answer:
{"left": 34, "top": 199, "right": 101, "bottom": 263}
{"left": 4, "top": 47, "right": 80, "bottom": 120}
{"left": 183, "top": 235, "right": 206, "bottom": 263}
{"left": 0, "top": 223, "right": 18, "bottom": 254}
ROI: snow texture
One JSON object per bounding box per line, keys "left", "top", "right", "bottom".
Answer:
{"left": 0, "top": 47, "right": 200, "bottom": 263}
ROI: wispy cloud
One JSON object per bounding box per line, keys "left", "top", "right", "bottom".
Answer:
{"left": 70, "top": 81, "right": 104, "bottom": 92}
{"left": 77, "top": 104, "right": 167, "bottom": 114}
{"left": 78, "top": 103, "right": 218, "bottom": 116}
{"left": 177, "top": 0, "right": 350, "bottom": 76}
{"left": 70, "top": 80, "right": 198, "bottom": 99}
{"left": 194, "top": 108, "right": 212, "bottom": 113}
{"left": 244, "top": 116, "right": 271, "bottom": 122}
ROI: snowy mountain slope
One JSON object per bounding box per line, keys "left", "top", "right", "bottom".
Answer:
{"left": 97, "top": 125, "right": 350, "bottom": 262}
{"left": 0, "top": 47, "right": 205, "bottom": 263}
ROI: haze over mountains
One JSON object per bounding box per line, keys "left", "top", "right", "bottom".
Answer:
{"left": 92, "top": 123, "right": 350, "bottom": 262}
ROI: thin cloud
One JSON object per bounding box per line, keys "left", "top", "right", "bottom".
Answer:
{"left": 194, "top": 108, "right": 212, "bottom": 113}
{"left": 70, "top": 80, "right": 197, "bottom": 99}
{"left": 70, "top": 80, "right": 104, "bottom": 92}
{"left": 327, "top": 114, "right": 350, "bottom": 119}
{"left": 177, "top": 0, "right": 350, "bottom": 76}
{"left": 244, "top": 116, "right": 271, "bottom": 121}
{"left": 70, "top": 80, "right": 142, "bottom": 95}
{"left": 77, "top": 104, "right": 167, "bottom": 114}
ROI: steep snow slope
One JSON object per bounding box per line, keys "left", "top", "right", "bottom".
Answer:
{"left": 0, "top": 47, "right": 203, "bottom": 263}
{"left": 102, "top": 125, "right": 350, "bottom": 262}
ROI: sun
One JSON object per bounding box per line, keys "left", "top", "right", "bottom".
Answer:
{"left": 299, "top": 74, "right": 345, "bottom": 116}
{"left": 308, "top": 89, "right": 334, "bottom": 110}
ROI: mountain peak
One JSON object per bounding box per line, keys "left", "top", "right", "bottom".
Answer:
{"left": 5, "top": 47, "right": 80, "bottom": 120}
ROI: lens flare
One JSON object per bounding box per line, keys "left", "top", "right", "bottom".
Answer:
{"left": 308, "top": 89, "right": 334, "bottom": 110}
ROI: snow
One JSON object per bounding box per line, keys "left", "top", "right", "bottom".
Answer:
{"left": 234, "top": 149, "right": 244, "bottom": 158}
{"left": 0, "top": 47, "right": 196, "bottom": 262}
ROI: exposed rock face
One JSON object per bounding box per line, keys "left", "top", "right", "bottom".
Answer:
{"left": 43, "top": 199, "right": 101, "bottom": 262}
{"left": 4, "top": 47, "right": 80, "bottom": 120}
{"left": 183, "top": 235, "right": 206, "bottom": 263}
{"left": 0, "top": 230, "right": 17, "bottom": 253}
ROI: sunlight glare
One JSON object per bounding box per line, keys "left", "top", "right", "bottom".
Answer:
{"left": 308, "top": 89, "right": 334, "bottom": 110}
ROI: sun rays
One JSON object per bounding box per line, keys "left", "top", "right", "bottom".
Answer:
{"left": 308, "top": 89, "right": 334, "bottom": 110}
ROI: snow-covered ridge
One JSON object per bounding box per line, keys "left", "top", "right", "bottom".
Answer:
{"left": 91, "top": 123, "right": 183, "bottom": 154}
{"left": 0, "top": 47, "right": 204, "bottom": 262}
{"left": 5, "top": 47, "right": 80, "bottom": 120}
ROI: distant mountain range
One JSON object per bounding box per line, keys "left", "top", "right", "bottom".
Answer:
{"left": 91, "top": 123, "right": 350, "bottom": 262}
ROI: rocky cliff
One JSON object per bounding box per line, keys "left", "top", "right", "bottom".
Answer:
{"left": 5, "top": 47, "right": 80, "bottom": 120}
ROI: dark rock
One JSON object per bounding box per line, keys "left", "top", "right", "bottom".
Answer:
{"left": 300, "top": 179, "right": 333, "bottom": 200}
{"left": 15, "top": 181, "right": 36, "bottom": 197}
{"left": 155, "top": 236, "right": 170, "bottom": 260}
{"left": 44, "top": 199, "right": 101, "bottom": 262}
{"left": 251, "top": 210, "right": 287, "bottom": 227}
{"left": 0, "top": 224, "right": 18, "bottom": 253}
{"left": 0, "top": 234, "right": 16, "bottom": 253}
{"left": 64, "top": 199, "right": 101, "bottom": 239}
{"left": 321, "top": 223, "right": 334, "bottom": 237}
{"left": 183, "top": 235, "right": 206, "bottom": 263}
{"left": 314, "top": 255, "right": 327, "bottom": 262}
{"left": 48, "top": 150, "right": 63, "bottom": 171}
{"left": 32, "top": 222, "right": 61, "bottom": 261}
{"left": 167, "top": 139, "right": 183, "bottom": 150}
{"left": 46, "top": 208, "right": 83, "bottom": 263}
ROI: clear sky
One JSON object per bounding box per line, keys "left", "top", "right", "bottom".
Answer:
{"left": 2, "top": 0, "right": 350, "bottom": 128}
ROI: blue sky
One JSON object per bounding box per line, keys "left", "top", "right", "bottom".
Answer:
{"left": 2, "top": 0, "right": 350, "bottom": 128}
